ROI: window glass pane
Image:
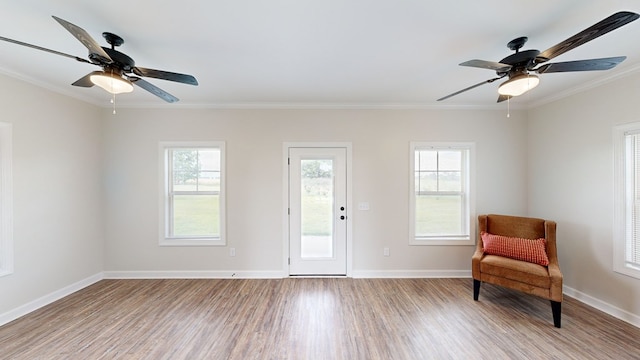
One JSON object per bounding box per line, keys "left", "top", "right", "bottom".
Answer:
{"left": 417, "top": 150, "right": 437, "bottom": 171}
{"left": 438, "top": 151, "right": 462, "bottom": 171}
{"left": 172, "top": 150, "right": 199, "bottom": 191}
{"left": 198, "top": 149, "right": 220, "bottom": 171}
{"left": 631, "top": 135, "right": 640, "bottom": 265}
{"left": 173, "top": 171, "right": 197, "bottom": 191}
{"left": 417, "top": 172, "right": 437, "bottom": 192}
{"left": 173, "top": 150, "right": 199, "bottom": 170}
{"left": 301, "top": 159, "right": 333, "bottom": 258}
{"left": 198, "top": 171, "right": 220, "bottom": 192}
{"left": 172, "top": 194, "right": 219, "bottom": 237}
{"left": 438, "top": 171, "right": 461, "bottom": 191}
{"left": 415, "top": 194, "right": 462, "bottom": 236}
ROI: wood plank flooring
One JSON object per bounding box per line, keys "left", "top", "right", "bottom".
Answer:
{"left": 1, "top": 278, "right": 639, "bottom": 359}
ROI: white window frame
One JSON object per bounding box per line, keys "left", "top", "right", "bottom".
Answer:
{"left": 613, "top": 123, "right": 640, "bottom": 279}
{"left": 159, "top": 141, "right": 226, "bottom": 246}
{"left": 0, "top": 123, "right": 13, "bottom": 277}
{"left": 409, "top": 142, "right": 475, "bottom": 246}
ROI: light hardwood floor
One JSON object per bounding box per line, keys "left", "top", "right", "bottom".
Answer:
{"left": 1, "top": 278, "right": 639, "bottom": 359}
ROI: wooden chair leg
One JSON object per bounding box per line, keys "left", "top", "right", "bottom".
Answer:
{"left": 551, "top": 301, "right": 561, "bottom": 328}
{"left": 473, "top": 279, "right": 480, "bottom": 301}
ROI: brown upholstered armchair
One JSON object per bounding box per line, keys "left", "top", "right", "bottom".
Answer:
{"left": 472, "top": 214, "right": 563, "bottom": 327}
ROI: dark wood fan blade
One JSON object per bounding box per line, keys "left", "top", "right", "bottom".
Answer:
{"left": 52, "top": 16, "right": 112, "bottom": 64}
{"left": 129, "top": 76, "right": 179, "bottom": 103}
{"left": 535, "top": 56, "right": 626, "bottom": 73}
{"left": 537, "top": 11, "right": 639, "bottom": 62}
{"left": 71, "top": 72, "right": 98, "bottom": 87}
{"left": 460, "top": 59, "right": 512, "bottom": 72}
{"left": 132, "top": 67, "right": 198, "bottom": 85}
{"left": 497, "top": 95, "right": 511, "bottom": 103}
{"left": 437, "top": 76, "right": 504, "bottom": 101}
{"left": 0, "top": 35, "right": 92, "bottom": 64}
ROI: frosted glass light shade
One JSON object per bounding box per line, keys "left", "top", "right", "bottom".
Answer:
{"left": 498, "top": 74, "right": 539, "bottom": 97}
{"left": 90, "top": 72, "right": 134, "bottom": 94}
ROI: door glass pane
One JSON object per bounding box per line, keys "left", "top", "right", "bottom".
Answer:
{"left": 300, "top": 159, "right": 334, "bottom": 258}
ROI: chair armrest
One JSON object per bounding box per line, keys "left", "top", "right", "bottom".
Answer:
{"left": 472, "top": 248, "right": 483, "bottom": 280}
{"left": 548, "top": 262, "right": 563, "bottom": 302}
{"left": 472, "top": 216, "right": 487, "bottom": 280}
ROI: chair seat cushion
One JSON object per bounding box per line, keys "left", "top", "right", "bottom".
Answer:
{"left": 480, "top": 254, "right": 551, "bottom": 288}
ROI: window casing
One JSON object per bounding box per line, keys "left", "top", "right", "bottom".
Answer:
{"left": 160, "top": 141, "right": 225, "bottom": 246}
{"left": 409, "top": 142, "right": 475, "bottom": 245}
{"left": 614, "top": 123, "right": 640, "bottom": 279}
{"left": 0, "top": 123, "right": 13, "bottom": 276}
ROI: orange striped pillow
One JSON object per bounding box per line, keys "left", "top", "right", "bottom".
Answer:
{"left": 481, "top": 231, "right": 549, "bottom": 266}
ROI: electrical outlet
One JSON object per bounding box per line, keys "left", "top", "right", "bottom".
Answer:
{"left": 383, "top": 247, "right": 390, "bottom": 257}
{"left": 230, "top": 248, "right": 236, "bottom": 257}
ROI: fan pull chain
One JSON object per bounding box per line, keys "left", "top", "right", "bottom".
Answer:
{"left": 507, "top": 96, "right": 510, "bottom": 118}
{"left": 109, "top": 69, "right": 117, "bottom": 114}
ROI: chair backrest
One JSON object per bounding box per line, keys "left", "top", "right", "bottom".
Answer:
{"left": 481, "top": 214, "right": 546, "bottom": 239}
{"left": 478, "top": 214, "right": 558, "bottom": 264}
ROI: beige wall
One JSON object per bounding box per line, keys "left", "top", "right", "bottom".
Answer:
{"left": 528, "top": 72, "right": 640, "bottom": 320}
{"left": 0, "top": 74, "right": 103, "bottom": 315}
{"left": 101, "top": 107, "right": 528, "bottom": 275}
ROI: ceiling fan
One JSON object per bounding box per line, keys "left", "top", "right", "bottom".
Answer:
{"left": 0, "top": 16, "right": 198, "bottom": 103}
{"left": 438, "top": 11, "right": 639, "bottom": 103}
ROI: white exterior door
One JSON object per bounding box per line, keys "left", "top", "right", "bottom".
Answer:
{"left": 288, "top": 147, "right": 347, "bottom": 275}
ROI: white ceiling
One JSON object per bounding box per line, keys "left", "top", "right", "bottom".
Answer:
{"left": 1, "top": 0, "right": 640, "bottom": 109}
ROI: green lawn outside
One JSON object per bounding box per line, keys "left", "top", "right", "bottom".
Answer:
{"left": 173, "top": 195, "right": 220, "bottom": 236}
{"left": 415, "top": 195, "right": 462, "bottom": 235}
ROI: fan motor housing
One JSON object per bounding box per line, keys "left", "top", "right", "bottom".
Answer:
{"left": 102, "top": 47, "right": 135, "bottom": 72}
{"left": 499, "top": 49, "right": 540, "bottom": 66}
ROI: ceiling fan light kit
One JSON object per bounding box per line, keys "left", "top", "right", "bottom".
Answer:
{"left": 498, "top": 73, "right": 539, "bottom": 96}
{"left": 0, "top": 16, "right": 198, "bottom": 103}
{"left": 438, "top": 11, "right": 640, "bottom": 103}
{"left": 89, "top": 71, "right": 133, "bottom": 94}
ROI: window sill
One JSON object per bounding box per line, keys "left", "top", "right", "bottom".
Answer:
{"left": 614, "top": 264, "right": 640, "bottom": 281}
{"left": 0, "top": 269, "right": 12, "bottom": 277}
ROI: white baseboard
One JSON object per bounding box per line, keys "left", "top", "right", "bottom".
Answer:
{"left": 0, "top": 272, "right": 103, "bottom": 327}
{"left": 351, "top": 269, "right": 472, "bottom": 278}
{"left": 563, "top": 285, "right": 640, "bottom": 328}
{"left": 105, "top": 270, "right": 471, "bottom": 279}
{"left": 103, "top": 270, "right": 287, "bottom": 279}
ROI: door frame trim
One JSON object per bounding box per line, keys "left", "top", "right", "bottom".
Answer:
{"left": 282, "top": 142, "right": 353, "bottom": 277}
